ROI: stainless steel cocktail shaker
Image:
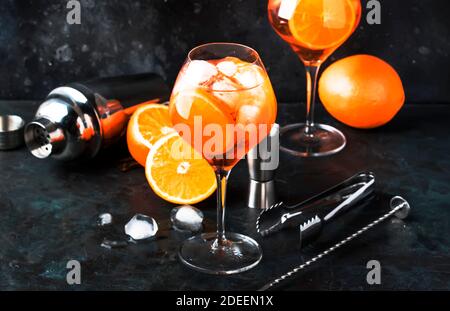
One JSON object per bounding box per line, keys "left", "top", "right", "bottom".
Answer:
{"left": 25, "top": 73, "right": 169, "bottom": 161}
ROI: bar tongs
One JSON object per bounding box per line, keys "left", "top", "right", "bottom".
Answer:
{"left": 256, "top": 172, "right": 375, "bottom": 244}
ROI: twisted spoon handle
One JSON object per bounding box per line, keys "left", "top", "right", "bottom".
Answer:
{"left": 259, "top": 204, "right": 404, "bottom": 291}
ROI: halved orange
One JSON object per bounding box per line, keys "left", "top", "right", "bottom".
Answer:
{"left": 145, "top": 132, "right": 217, "bottom": 205}
{"left": 127, "top": 104, "right": 175, "bottom": 167}
{"left": 288, "top": 0, "right": 357, "bottom": 50}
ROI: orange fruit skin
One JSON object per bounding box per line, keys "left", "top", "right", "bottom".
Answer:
{"left": 319, "top": 55, "right": 405, "bottom": 129}
{"left": 127, "top": 120, "right": 148, "bottom": 167}
{"left": 127, "top": 104, "right": 173, "bottom": 167}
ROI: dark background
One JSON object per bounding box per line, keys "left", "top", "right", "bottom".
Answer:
{"left": 0, "top": 0, "right": 449, "bottom": 103}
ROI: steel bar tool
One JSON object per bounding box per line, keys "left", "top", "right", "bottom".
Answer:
{"left": 257, "top": 172, "right": 376, "bottom": 243}
{"left": 247, "top": 124, "right": 280, "bottom": 210}
{"left": 259, "top": 196, "right": 411, "bottom": 291}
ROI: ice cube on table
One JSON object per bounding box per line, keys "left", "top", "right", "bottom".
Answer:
{"left": 171, "top": 205, "right": 204, "bottom": 232}
{"left": 124, "top": 214, "right": 158, "bottom": 240}
{"left": 217, "top": 61, "right": 238, "bottom": 77}
{"left": 98, "top": 213, "right": 113, "bottom": 226}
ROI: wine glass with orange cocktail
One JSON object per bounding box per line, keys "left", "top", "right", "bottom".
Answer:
{"left": 169, "top": 43, "right": 277, "bottom": 274}
{"left": 268, "top": 0, "right": 361, "bottom": 156}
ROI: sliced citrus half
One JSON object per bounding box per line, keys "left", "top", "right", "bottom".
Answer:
{"left": 145, "top": 132, "right": 216, "bottom": 205}
{"left": 127, "top": 104, "right": 176, "bottom": 167}
{"left": 171, "top": 88, "right": 234, "bottom": 125}
{"left": 170, "top": 88, "right": 235, "bottom": 157}
{"left": 288, "top": 0, "right": 357, "bottom": 50}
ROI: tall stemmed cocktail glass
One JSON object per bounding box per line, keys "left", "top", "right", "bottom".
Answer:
{"left": 268, "top": 0, "right": 361, "bottom": 157}
{"left": 169, "top": 43, "right": 277, "bottom": 274}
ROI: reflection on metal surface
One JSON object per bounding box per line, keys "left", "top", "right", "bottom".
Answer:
{"left": 259, "top": 196, "right": 412, "bottom": 291}
{"left": 257, "top": 172, "right": 376, "bottom": 237}
{"left": 0, "top": 115, "right": 25, "bottom": 150}
{"left": 25, "top": 73, "right": 169, "bottom": 161}
{"left": 248, "top": 124, "right": 279, "bottom": 209}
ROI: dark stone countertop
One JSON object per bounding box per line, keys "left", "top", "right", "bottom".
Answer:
{"left": 0, "top": 101, "right": 449, "bottom": 290}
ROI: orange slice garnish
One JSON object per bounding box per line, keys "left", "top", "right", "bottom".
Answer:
{"left": 145, "top": 133, "right": 216, "bottom": 204}
{"left": 170, "top": 88, "right": 235, "bottom": 157}
{"left": 288, "top": 0, "right": 357, "bottom": 50}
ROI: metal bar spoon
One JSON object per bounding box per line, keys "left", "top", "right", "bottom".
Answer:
{"left": 258, "top": 196, "right": 411, "bottom": 291}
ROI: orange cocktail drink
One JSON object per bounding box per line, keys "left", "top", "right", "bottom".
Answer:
{"left": 170, "top": 55, "right": 277, "bottom": 170}
{"left": 268, "top": 0, "right": 361, "bottom": 157}
{"left": 169, "top": 43, "right": 277, "bottom": 275}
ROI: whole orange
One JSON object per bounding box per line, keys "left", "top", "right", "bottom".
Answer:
{"left": 319, "top": 55, "right": 405, "bottom": 129}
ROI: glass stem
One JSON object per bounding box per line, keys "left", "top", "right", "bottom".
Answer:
{"left": 215, "top": 168, "right": 230, "bottom": 245}
{"left": 304, "top": 64, "right": 321, "bottom": 136}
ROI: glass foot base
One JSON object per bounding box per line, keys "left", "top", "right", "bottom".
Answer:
{"left": 280, "top": 123, "right": 346, "bottom": 157}
{"left": 179, "top": 232, "right": 262, "bottom": 275}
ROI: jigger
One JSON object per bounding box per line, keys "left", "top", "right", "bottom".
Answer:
{"left": 247, "top": 124, "right": 280, "bottom": 210}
